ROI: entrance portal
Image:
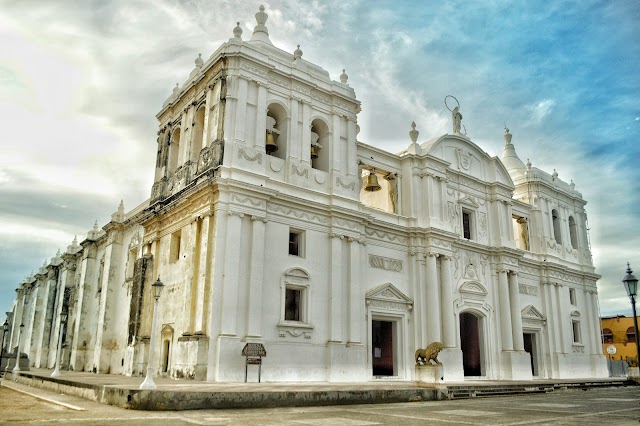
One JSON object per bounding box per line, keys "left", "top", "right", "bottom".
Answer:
{"left": 372, "top": 320, "right": 394, "bottom": 376}
{"left": 523, "top": 333, "right": 538, "bottom": 376}
{"left": 460, "top": 312, "right": 482, "bottom": 376}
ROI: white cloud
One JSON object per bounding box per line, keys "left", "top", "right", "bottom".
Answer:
{"left": 527, "top": 99, "right": 556, "bottom": 123}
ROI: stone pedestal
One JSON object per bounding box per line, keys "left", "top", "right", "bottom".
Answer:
{"left": 415, "top": 364, "right": 443, "bottom": 384}
{"left": 499, "top": 351, "right": 532, "bottom": 380}
{"left": 438, "top": 348, "right": 464, "bottom": 382}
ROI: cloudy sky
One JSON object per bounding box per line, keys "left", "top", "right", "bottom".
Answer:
{"left": 0, "top": 1, "right": 638, "bottom": 318}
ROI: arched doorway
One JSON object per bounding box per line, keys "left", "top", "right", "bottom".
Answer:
{"left": 460, "top": 312, "right": 483, "bottom": 376}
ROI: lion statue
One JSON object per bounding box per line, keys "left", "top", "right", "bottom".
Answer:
{"left": 415, "top": 341, "right": 443, "bottom": 366}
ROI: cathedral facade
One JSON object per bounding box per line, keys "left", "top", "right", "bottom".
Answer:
{"left": 5, "top": 6, "right": 607, "bottom": 383}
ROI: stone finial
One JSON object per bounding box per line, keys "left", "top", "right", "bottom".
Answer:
{"left": 194, "top": 53, "right": 203, "bottom": 68}
{"left": 88, "top": 220, "right": 100, "bottom": 240}
{"left": 526, "top": 158, "right": 532, "bottom": 170}
{"left": 251, "top": 5, "right": 272, "bottom": 44}
{"left": 552, "top": 169, "right": 558, "bottom": 180}
{"left": 294, "top": 44, "right": 303, "bottom": 60}
{"left": 233, "top": 22, "right": 243, "bottom": 39}
{"left": 409, "top": 121, "right": 419, "bottom": 143}
{"left": 504, "top": 127, "right": 512, "bottom": 144}
{"left": 172, "top": 83, "right": 180, "bottom": 95}
{"left": 340, "top": 69, "right": 348, "bottom": 84}
{"left": 111, "top": 200, "right": 125, "bottom": 223}
{"left": 67, "top": 235, "right": 81, "bottom": 253}
{"left": 570, "top": 180, "right": 575, "bottom": 190}
{"left": 256, "top": 5, "right": 268, "bottom": 26}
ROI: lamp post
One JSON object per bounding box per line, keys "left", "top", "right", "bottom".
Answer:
{"left": 51, "top": 308, "right": 68, "bottom": 378}
{"left": 12, "top": 323, "right": 24, "bottom": 373}
{"left": 140, "top": 277, "right": 164, "bottom": 390}
{"left": 622, "top": 263, "right": 640, "bottom": 366}
{"left": 0, "top": 320, "right": 8, "bottom": 375}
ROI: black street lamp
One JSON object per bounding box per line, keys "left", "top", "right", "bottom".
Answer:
{"left": 622, "top": 263, "right": 640, "bottom": 367}
{"left": 0, "top": 320, "right": 8, "bottom": 375}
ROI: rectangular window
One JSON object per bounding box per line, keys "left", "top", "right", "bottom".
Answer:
{"left": 569, "top": 288, "right": 576, "bottom": 305}
{"left": 285, "top": 288, "right": 301, "bottom": 321}
{"left": 169, "top": 230, "right": 181, "bottom": 263}
{"left": 462, "top": 210, "right": 473, "bottom": 240}
{"left": 289, "top": 228, "right": 304, "bottom": 257}
{"left": 572, "top": 321, "right": 581, "bottom": 344}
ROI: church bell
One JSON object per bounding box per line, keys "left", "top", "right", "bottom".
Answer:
{"left": 364, "top": 170, "right": 382, "bottom": 192}
{"left": 265, "top": 131, "right": 278, "bottom": 153}
{"left": 310, "top": 145, "right": 318, "bottom": 159}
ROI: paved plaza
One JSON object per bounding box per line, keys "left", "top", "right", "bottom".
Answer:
{"left": 1, "top": 377, "right": 638, "bottom": 425}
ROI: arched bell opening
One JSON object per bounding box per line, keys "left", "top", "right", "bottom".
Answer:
{"left": 168, "top": 128, "right": 182, "bottom": 173}
{"left": 310, "top": 118, "right": 329, "bottom": 171}
{"left": 359, "top": 165, "right": 398, "bottom": 214}
{"left": 266, "top": 103, "right": 288, "bottom": 160}
{"left": 191, "top": 106, "right": 205, "bottom": 164}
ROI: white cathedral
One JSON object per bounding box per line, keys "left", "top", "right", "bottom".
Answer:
{"left": 6, "top": 6, "right": 608, "bottom": 383}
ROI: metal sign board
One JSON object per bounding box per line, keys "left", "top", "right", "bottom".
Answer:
{"left": 242, "top": 343, "right": 267, "bottom": 357}
{"left": 606, "top": 345, "right": 617, "bottom": 355}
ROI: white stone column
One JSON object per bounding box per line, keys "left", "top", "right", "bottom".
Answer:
{"left": 70, "top": 247, "right": 96, "bottom": 370}
{"left": 234, "top": 77, "right": 248, "bottom": 143}
{"left": 331, "top": 114, "right": 342, "bottom": 172}
{"left": 254, "top": 83, "right": 267, "bottom": 149}
{"left": 220, "top": 211, "right": 243, "bottom": 336}
{"left": 440, "top": 256, "right": 455, "bottom": 348}
{"left": 246, "top": 216, "right": 266, "bottom": 339}
{"left": 301, "top": 101, "right": 311, "bottom": 163}
{"left": 554, "top": 284, "right": 568, "bottom": 353}
{"left": 347, "top": 238, "right": 361, "bottom": 344}
{"left": 508, "top": 272, "right": 525, "bottom": 351}
{"left": 545, "top": 282, "right": 560, "bottom": 355}
{"left": 329, "top": 234, "right": 343, "bottom": 343}
{"left": 426, "top": 174, "right": 436, "bottom": 225}
{"left": 194, "top": 214, "right": 212, "bottom": 333}
{"left": 416, "top": 254, "right": 427, "bottom": 346}
{"left": 425, "top": 253, "right": 441, "bottom": 343}
{"left": 289, "top": 98, "right": 299, "bottom": 157}
{"left": 346, "top": 118, "right": 357, "bottom": 176}
{"left": 587, "top": 290, "right": 601, "bottom": 355}
{"left": 25, "top": 285, "right": 38, "bottom": 365}
{"left": 498, "top": 269, "right": 514, "bottom": 351}
{"left": 201, "top": 85, "right": 213, "bottom": 146}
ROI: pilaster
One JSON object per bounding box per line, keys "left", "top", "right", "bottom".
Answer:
{"left": 498, "top": 269, "right": 513, "bottom": 351}
{"left": 425, "top": 253, "right": 440, "bottom": 343}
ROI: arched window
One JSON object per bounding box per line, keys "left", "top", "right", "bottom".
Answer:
{"left": 627, "top": 327, "right": 636, "bottom": 343}
{"left": 602, "top": 328, "right": 613, "bottom": 343}
{"left": 568, "top": 216, "right": 578, "bottom": 249}
{"left": 191, "top": 106, "right": 205, "bottom": 164}
{"left": 310, "top": 118, "right": 330, "bottom": 171}
{"left": 552, "top": 209, "right": 562, "bottom": 244}
{"left": 168, "top": 128, "right": 181, "bottom": 172}
{"left": 265, "top": 103, "right": 288, "bottom": 160}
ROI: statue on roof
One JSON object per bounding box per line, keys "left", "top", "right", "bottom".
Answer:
{"left": 445, "top": 95, "right": 463, "bottom": 135}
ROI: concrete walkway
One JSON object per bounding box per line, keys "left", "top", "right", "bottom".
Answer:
{"left": 2, "top": 369, "right": 632, "bottom": 411}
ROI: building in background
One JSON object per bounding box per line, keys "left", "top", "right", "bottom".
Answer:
{"left": 601, "top": 315, "right": 638, "bottom": 363}
{"left": 5, "top": 6, "right": 608, "bottom": 383}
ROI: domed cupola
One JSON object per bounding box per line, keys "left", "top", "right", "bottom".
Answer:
{"left": 501, "top": 127, "right": 527, "bottom": 180}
